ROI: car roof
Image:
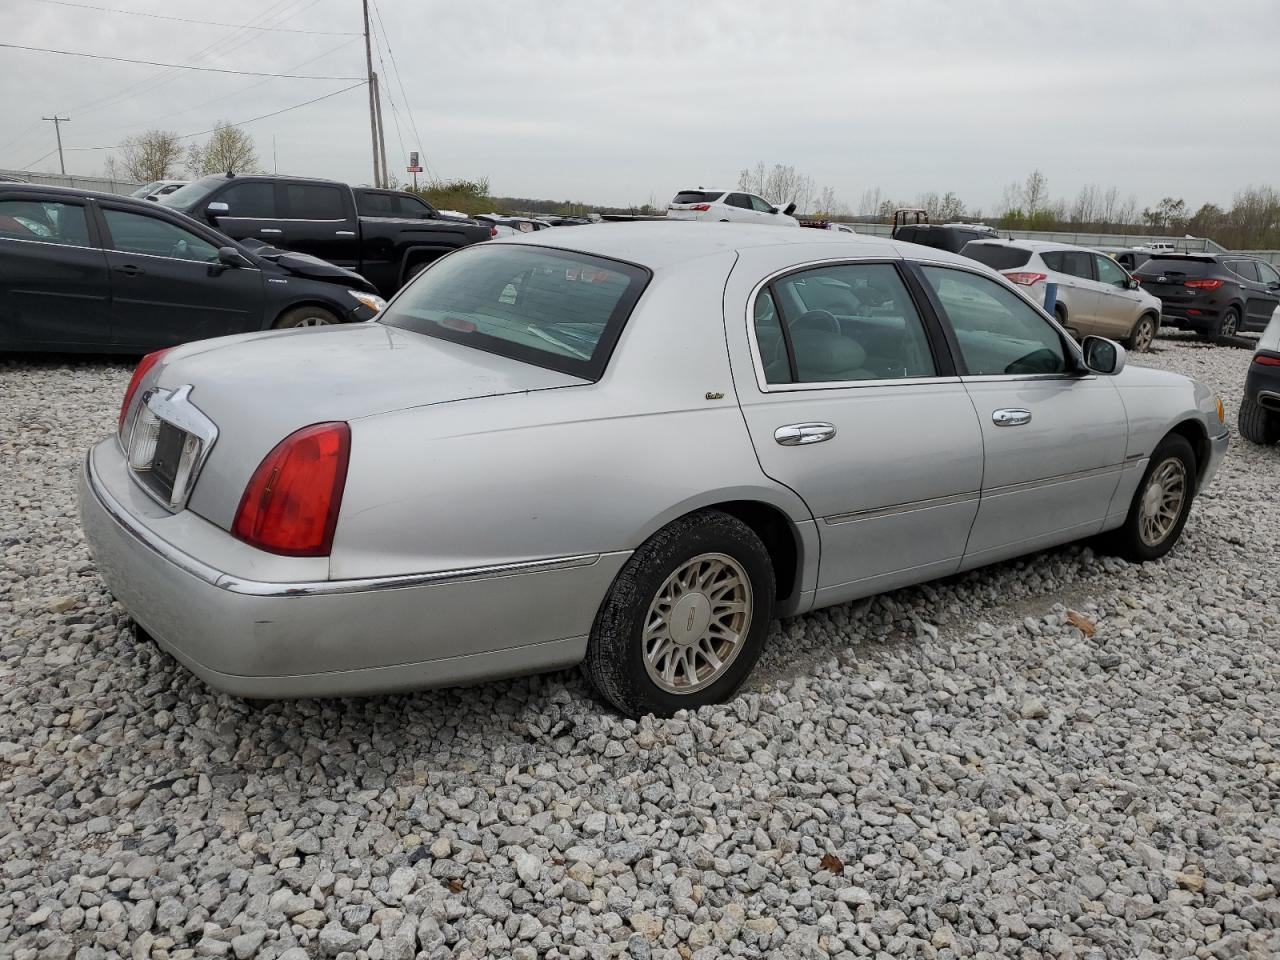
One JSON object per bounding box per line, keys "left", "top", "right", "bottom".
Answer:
{"left": 500, "top": 220, "right": 972, "bottom": 270}
{"left": 965, "top": 237, "right": 1098, "bottom": 253}
{"left": 0, "top": 182, "right": 166, "bottom": 206}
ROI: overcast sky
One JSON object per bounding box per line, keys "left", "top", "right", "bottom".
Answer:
{"left": 4, "top": 0, "right": 1278, "bottom": 212}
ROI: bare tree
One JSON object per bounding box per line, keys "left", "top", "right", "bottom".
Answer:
{"left": 858, "top": 187, "right": 884, "bottom": 217}
{"left": 737, "top": 162, "right": 766, "bottom": 195}
{"left": 186, "top": 122, "right": 258, "bottom": 176}
{"left": 997, "top": 180, "right": 1023, "bottom": 217}
{"left": 937, "top": 191, "right": 966, "bottom": 221}
{"left": 117, "top": 129, "right": 183, "bottom": 182}
{"left": 1116, "top": 193, "right": 1139, "bottom": 226}
{"left": 1023, "top": 170, "right": 1048, "bottom": 217}
{"left": 1070, "top": 184, "right": 1100, "bottom": 225}
{"left": 814, "top": 185, "right": 838, "bottom": 218}
{"left": 1099, "top": 186, "right": 1119, "bottom": 224}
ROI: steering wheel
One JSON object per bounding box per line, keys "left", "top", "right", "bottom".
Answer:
{"left": 789, "top": 309, "right": 840, "bottom": 335}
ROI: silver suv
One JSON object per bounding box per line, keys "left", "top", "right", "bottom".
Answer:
{"left": 962, "top": 239, "right": 1164, "bottom": 351}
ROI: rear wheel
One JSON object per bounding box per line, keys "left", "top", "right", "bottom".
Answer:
{"left": 273, "top": 305, "right": 340, "bottom": 329}
{"left": 583, "top": 510, "right": 774, "bottom": 718}
{"left": 1209, "top": 306, "right": 1241, "bottom": 343}
{"left": 1238, "top": 395, "right": 1280, "bottom": 444}
{"left": 1125, "top": 313, "right": 1158, "bottom": 352}
{"left": 1101, "top": 434, "right": 1196, "bottom": 562}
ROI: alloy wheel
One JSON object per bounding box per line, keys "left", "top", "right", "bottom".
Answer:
{"left": 642, "top": 552, "right": 752, "bottom": 695}
{"left": 1133, "top": 317, "right": 1155, "bottom": 352}
{"left": 1221, "top": 311, "right": 1239, "bottom": 337}
{"left": 1138, "top": 457, "right": 1187, "bottom": 547}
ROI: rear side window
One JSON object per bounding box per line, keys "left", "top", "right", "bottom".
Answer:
{"left": 1042, "top": 250, "right": 1092, "bottom": 279}
{"left": 764, "top": 263, "right": 936, "bottom": 383}
{"left": 0, "top": 198, "right": 91, "bottom": 247}
{"left": 219, "top": 182, "right": 276, "bottom": 218}
{"left": 379, "top": 246, "right": 650, "bottom": 380}
{"left": 286, "top": 183, "right": 345, "bottom": 220}
{"left": 1135, "top": 257, "right": 1211, "bottom": 279}
{"left": 672, "top": 191, "right": 722, "bottom": 204}
{"left": 725, "top": 194, "right": 752, "bottom": 209}
{"left": 961, "top": 243, "right": 1032, "bottom": 270}
{"left": 921, "top": 266, "right": 1067, "bottom": 376}
{"left": 357, "top": 191, "right": 394, "bottom": 216}
{"left": 1227, "top": 260, "right": 1260, "bottom": 282}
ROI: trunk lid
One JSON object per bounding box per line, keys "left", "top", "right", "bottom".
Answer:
{"left": 151, "top": 323, "right": 585, "bottom": 529}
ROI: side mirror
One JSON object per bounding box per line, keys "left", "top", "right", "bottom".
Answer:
{"left": 783, "top": 202, "right": 797, "bottom": 216}
{"left": 1125, "top": 278, "right": 1139, "bottom": 290}
{"left": 1081, "top": 335, "right": 1126, "bottom": 375}
{"left": 768, "top": 207, "right": 778, "bottom": 214}
{"left": 1267, "top": 281, "right": 1280, "bottom": 292}
{"left": 206, "top": 201, "right": 229, "bottom": 217}
{"left": 217, "top": 246, "right": 252, "bottom": 269}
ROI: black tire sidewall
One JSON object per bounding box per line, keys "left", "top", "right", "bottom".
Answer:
{"left": 586, "top": 511, "right": 775, "bottom": 718}
{"left": 1116, "top": 435, "right": 1197, "bottom": 562}
{"left": 276, "top": 305, "right": 340, "bottom": 329}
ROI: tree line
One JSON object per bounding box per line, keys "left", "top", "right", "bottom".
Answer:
{"left": 103, "top": 124, "right": 260, "bottom": 182}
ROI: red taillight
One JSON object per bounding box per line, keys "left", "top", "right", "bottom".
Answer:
{"left": 1003, "top": 272, "right": 1048, "bottom": 286}
{"left": 118, "top": 348, "right": 173, "bottom": 436}
{"left": 1185, "top": 278, "right": 1223, "bottom": 290}
{"left": 232, "top": 422, "right": 351, "bottom": 557}
{"left": 1255, "top": 354, "right": 1280, "bottom": 366}
{"left": 489, "top": 226, "right": 498, "bottom": 238}
{"left": 691, "top": 203, "right": 711, "bottom": 212}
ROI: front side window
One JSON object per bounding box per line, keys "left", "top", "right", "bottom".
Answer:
{"left": 285, "top": 184, "right": 345, "bottom": 220}
{"left": 1257, "top": 262, "right": 1280, "bottom": 285}
{"left": 748, "top": 195, "right": 775, "bottom": 213}
{"left": 1094, "top": 254, "right": 1127, "bottom": 287}
{"left": 219, "top": 182, "right": 276, "bottom": 218}
{"left": 761, "top": 263, "right": 936, "bottom": 384}
{"left": 379, "top": 246, "right": 649, "bottom": 380}
{"left": 397, "top": 195, "right": 433, "bottom": 218}
{"left": 102, "top": 209, "right": 219, "bottom": 263}
{"left": 921, "top": 266, "right": 1067, "bottom": 376}
{"left": 0, "top": 199, "right": 91, "bottom": 246}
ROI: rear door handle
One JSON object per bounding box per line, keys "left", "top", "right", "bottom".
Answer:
{"left": 335, "top": 230, "right": 356, "bottom": 236}
{"left": 992, "top": 408, "right": 1032, "bottom": 427}
{"left": 258, "top": 228, "right": 283, "bottom": 235}
{"left": 113, "top": 264, "right": 144, "bottom": 277}
{"left": 774, "top": 422, "right": 836, "bottom": 446}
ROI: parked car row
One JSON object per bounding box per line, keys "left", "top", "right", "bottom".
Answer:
{"left": 79, "top": 222, "right": 1230, "bottom": 716}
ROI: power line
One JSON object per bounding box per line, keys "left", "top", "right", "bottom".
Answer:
{"left": 0, "top": 42, "right": 362, "bottom": 80}
{"left": 371, "top": 0, "right": 434, "bottom": 181}
{"left": 26, "top": 0, "right": 359, "bottom": 35}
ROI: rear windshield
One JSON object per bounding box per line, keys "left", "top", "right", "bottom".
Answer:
{"left": 960, "top": 242, "right": 1032, "bottom": 270}
{"left": 672, "top": 191, "right": 722, "bottom": 204}
{"left": 379, "top": 245, "right": 650, "bottom": 380}
{"left": 1135, "top": 257, "right": 1211, "bottom": 278}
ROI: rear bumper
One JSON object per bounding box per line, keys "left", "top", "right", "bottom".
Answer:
{"left": 79, "top": 443, "right": 628, "bottom": 697}
{"left": 1245, "top": 360, "right": 1280, "bottom": 411}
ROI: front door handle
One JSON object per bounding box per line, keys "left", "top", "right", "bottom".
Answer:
{"left": 774, "top": 422, "right": 836, "bottom": 446}
{"left": 992, "top": 408, "right": 1032, "bottom": 427}
{"left": 258, "top": 228, "right": 283, "bottom": 235}
{"left": 335, "top": 230, "right": 356, "bottom": 236}
{"left": 113, "top": 264, "right": 144, "bottom": 277}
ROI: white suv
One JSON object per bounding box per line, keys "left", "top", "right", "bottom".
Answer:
{"left": 961, "top": 239, "right": 1164, "bottom": 352}
{"left": 667, "top": 189, "right": 799, "bottom": 226}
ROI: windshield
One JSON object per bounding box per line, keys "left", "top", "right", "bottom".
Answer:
{"left": 130, "top": 181, "right": 162, "bottom": 198}
{"left": 157, "top": 176, "right": 224, "bottom": 209}
{"left": 379, "top": 245, "right": 650, "bottom": 380}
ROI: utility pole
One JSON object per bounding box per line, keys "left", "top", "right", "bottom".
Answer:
{"left": 361, "top": 0, "right": 381, "bottom": 188}
{"left": 42, "top": 115, "right": 69, "bottom": 174}
{"left": 372, "top": 73, "right": 388, "bottom": 190}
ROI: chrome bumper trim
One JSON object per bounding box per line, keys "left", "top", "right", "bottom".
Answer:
{"left": 84, "top": 452, "right": 600, "bottom": 599}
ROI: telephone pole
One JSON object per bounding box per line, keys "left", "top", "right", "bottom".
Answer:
{"left": 42, "top": 115, "right": 69, "bottom": 174}
{"left": 361, "top": 0, "right": 381, "bottom": 187}
{"left": 372, "top": 73, "right": 388, "bottom": 190}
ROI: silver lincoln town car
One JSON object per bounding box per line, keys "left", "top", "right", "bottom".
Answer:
{"left": 80, "top": 223, "right": 1229, "bottom": 717}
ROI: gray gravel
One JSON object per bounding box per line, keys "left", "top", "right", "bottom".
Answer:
{"left": 1, "top": 334, "right": 1277, "bottom": 960}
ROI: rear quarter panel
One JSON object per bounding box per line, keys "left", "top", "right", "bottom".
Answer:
{"left": 330, "top": 251, "right": 814, "bottom": 579}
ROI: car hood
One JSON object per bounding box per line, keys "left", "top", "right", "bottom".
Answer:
{"left": 243, "top": 241, "right": 375, "bottom": 292}
{"left": 154, "top": 323, "right": 586, "bottom": 529}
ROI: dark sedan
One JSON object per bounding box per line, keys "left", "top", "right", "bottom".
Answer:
{"left": 0, "top": 184, "right": 386, "bottom": 353}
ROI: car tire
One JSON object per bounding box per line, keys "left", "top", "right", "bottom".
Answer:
{"left": 1210, "top": 306, "right": 1241, "bottom": 343}
{"left": 1101, "top": 433, "right": 1197, "bottom": 562}
{"left": 273, "top": 305, "right": 340, "bottom": 329}
{"left": 1238, "top": 395, "right": 1280, "bottom": 445}
{"left": 1124, "top": 313, "right": 1158, "bottom": 352}
{"left": 583, "top": 510, "right": 775, "bottom": 718}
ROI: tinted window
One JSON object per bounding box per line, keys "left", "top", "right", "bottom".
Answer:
{"left": 0, "top": 199, "right": 91, "bottom": 247}
{"left": 102, "top": 209, "right": 219, "bottom": 263}
{"left": 1134, "top": 257, "right": 1211, "bottom": 279}
{"left": 219, "top": 182, "right": 276, "bottom": 218}
{"left": 397, "top": 195, "right": 433, "bottom": 218}
{"left": 1094, "top": 254, "right": 1127, "bottom": 287}
{"left": 1257, "top": 262, "right": 1280, "bottom": 285}
{"left": 767, "top": 264, "right": 936, "bottom": 383}
{"left": 1227, "top": 260, "right": 1260, "bottom": 282}
{"left": 672, "top": 191, "right": 722, "bottom": 204}
{"left": 357, "top": 191, "right": 395, "bottom": 216}
{"left": 1042, "top": 250, "right": 1092, "bottom": 279}
{"left": 748, "top": 195, "right": 774, "bottom": 213}
{"left": 157, "top": 175, "right": 223, "bottom": 209}
{"left": 922, "top": 266, "right": 1067, "bottom": 376}
{"left": 724, "top": 193, "right": 752, "bottom": 209}
{"left": 379, "top": 246, "right": 649, "bottom": 380}
{"left": 960, "top": 243, "right": 1033, "bottom": 270}
{"left": 285, "top": 183, "right": 345, "bottom": 220}
{"left": 752, "top": 290, "right": 789, "bottom": 384}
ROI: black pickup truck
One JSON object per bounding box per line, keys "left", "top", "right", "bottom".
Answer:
{"left": 160, "top": 174, "right": 492, "bottom": 296}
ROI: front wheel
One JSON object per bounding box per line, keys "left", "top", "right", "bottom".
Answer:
{"left": 1101, "top": 434, "right": 1196, "bottom": 562}
{"left": 1124, "top": 313, "right": 1158, "bottom": 353}
{"left": 273, "top": 305, "right": 340, "bottom": 329}
{"left": 1238, "top": 395, "right": 1280, "bottom": 445}
{"left": 583, "top": 510, "right": 775, "bottom": 718}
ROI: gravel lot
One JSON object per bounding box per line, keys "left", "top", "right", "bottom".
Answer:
{"left": 1, "top": 333, "right": 1277, "bottom": 960}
